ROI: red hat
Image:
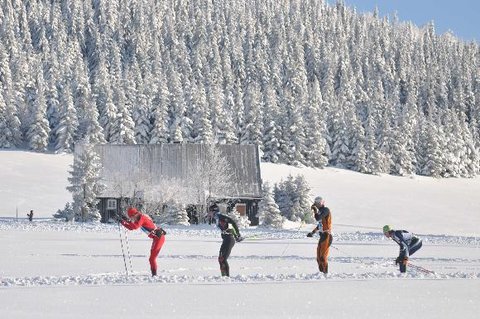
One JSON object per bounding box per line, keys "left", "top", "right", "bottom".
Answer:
{"left": 127, "top": 207, "right": 139, "bottom": 218}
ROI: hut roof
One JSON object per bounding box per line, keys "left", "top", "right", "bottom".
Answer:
{"left": 91, "top": 144, "right": 262, "bottom": 202}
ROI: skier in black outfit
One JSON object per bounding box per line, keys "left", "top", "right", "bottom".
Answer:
{"left": 383, "top": 225, "right": 423, "bottom": 273}
{"left": 208, "top": 203, "right": 243, "bottom": 277}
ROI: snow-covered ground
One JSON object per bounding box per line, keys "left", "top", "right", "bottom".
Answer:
{"left": 0, "top": 151, "right": 479, "bottom": 318}
{"left": 2, "top": 150, "right": 480, "bottom": 236}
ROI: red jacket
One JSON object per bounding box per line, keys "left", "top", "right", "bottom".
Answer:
{"left": 121, "top": 214, "right": 158, "bottom": 239}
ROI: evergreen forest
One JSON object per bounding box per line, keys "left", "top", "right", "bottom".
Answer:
{"left": 0, "top": 0, "right": 479, "bottom": 177}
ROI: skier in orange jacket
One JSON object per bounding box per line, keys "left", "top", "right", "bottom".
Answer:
{"left": 307, "top": 196, "right": 332, "bottom": 274}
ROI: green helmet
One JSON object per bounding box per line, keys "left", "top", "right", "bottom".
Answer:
{"left": 383, "top": 225, "right": 393, "bottom": 233}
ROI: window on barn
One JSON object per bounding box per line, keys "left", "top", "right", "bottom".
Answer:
{"left": 107, "top": 199, "right": 117, "bottom": 210}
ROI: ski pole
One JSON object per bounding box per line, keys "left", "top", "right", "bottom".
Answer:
{"left": 117, "top": 222, "right": 129, "bottom": 276}
{"left": 330, "top": 244, "right": 378, "bottom": 268}
{"left": 122, "top": 226, "right": 134, "bottom": 274}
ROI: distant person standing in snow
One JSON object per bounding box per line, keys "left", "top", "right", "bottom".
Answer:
{"left": 27, "top": 210, "right": 34, "bottom": 221}
{"left": 306, "top": 196, "right": 332, "bottom": 274}
{"left": 208, "top": 203, "right": 244, "bottom": 277}
{"left": 383, "top": 225, "right": 423, "bottom": 273}
{"left": 115, "top": 207, "right": 166, "bottom": 277}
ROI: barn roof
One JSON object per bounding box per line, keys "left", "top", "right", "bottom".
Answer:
{"left": 91, "top": 144, "right": 262, "bottom": 201}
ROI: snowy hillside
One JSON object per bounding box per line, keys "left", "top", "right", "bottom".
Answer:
{"left": 1, "top": 150, "right": 480, "bottom": 236}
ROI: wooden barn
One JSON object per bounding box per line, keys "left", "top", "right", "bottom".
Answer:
{"left": 90, "top": 144, "right": 263, "bottom": 225}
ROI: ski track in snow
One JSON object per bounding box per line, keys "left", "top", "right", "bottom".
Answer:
{"left": 1, "top": 220, "right": 478, "bottom": 288}
{"left": 2, "top": 271, "right": 480, "bottom": 288}
{"left": 53, "top": 252, "right": 480, "bottom": 266}
{"left": 1, "top": 219, "right": 479, "bottom": 246}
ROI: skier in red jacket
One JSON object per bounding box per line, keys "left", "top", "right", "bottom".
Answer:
{"left": 116, "top": 207, "right": 166, "bottom": 276}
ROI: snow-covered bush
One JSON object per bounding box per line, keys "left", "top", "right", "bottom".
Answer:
{"left": 53, "top": 202, "right": 75, "bottom": 222}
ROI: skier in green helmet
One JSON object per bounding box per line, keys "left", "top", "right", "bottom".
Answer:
{"left": 383, "top": 225, "right": 423, "bottom": 273}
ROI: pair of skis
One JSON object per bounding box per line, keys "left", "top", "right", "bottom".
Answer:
{"left": 408, "top": 262, "right": 435, "bottom": 274}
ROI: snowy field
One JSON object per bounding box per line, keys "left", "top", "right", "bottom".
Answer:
{"left": 0, "top": 151, "right": 479, "bottom": 318}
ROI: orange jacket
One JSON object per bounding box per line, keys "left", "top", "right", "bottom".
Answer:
{"left": 311, "top": 205, "right": 332, "bottom": 233}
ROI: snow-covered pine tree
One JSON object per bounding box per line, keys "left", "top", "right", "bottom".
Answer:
{"left": 261, "top": 83, "right": 281, "bottom": 163}
{"left": 71, "top": 53, "right": 105, "bottom": 145}
{"left": 190, "top": 80, "right": 214, "bottom": 143}
{"left": 129, "top": 64, "right": 151, "bottom": 145}
{"left": 0, "top": 42, "right": 22, "bottom": 148}
{"left": 1, "top": 0, "right": 479, "bottom": 178}
{"left": 274, "top": 174, "right": 312, "bottom": 223}
{"left": 240, "top": 81, "right": 263, "bottom": 146}
{"left": 0, "top": 100, "right": 21, "bottom": 149}
{"left": 257, "top": 182, "right": 284, "bottom": 228}
{"left": 293, "top": 175, "right": 314, "bottom": 223}
{"left": 219, "top": 46, "right": 240, "bottom": 144}
{"left": 26, "top": 72, "right": 50, "bottom": 152}
{"left": 162, "top": 200, "right": 190, "bottom": 226}
{"left": 110, "top": 86, "right": 136, "bottom": 145}
{"left": 166, "top": 59, "right": 187, "bottom": 143}
{"left": 54, "top": 84, "right": 78, "bottom": 153}
{"left": 67, "top": 142, "right": 105, "bottom": 222}
{"left": 149, "top": 68, "right": 170, "bottom": 144}
{"left": 303, "top": 78, "right": 328, "bottom": 168}
{"left": 274, "top": 181, "right": 292, "bottom": 221}
{"left": 416, "top": 119, "right": 444, "bottom": 177}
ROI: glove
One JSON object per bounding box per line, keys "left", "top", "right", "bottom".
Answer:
{"left": 112, "top": 211, "right": 128, "bottom": 222}
{"left": 235, "top": 235, "right": 244, "bottom": 242}
{"left": 154, "top": 228, "right": 167, "bottom": 237}
{"left": 395, "top": 257, "right": 408, "bottom": 265}
{"left": 306, "top": 232, "right": 313, "bottom": 237}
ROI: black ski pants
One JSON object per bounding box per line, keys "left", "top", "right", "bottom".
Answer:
{"left": 399, "top": 237, "right": 423, "bottom": 273}
{"left": 218, "top": 234, "right": 236, "bottom": 276}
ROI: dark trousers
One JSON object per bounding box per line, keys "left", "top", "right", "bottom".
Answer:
{"left": 408, "top": 238, "right": 423, "bottom": 256}
{"left": 400, "top": 237, "right": 422, "bottom": 273}
{"left": 219, "top": 234, "right": 235, "bottom": 276}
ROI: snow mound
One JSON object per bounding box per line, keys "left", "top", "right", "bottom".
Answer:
{"left": 2, "top": 270, "right": 479, "bottom": 288}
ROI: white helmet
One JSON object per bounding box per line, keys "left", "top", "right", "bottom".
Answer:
{"left": 314, "top": 196, "right": 325, "bottom": 205}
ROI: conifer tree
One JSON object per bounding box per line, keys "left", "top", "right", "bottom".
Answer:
{"left": 67, "top": 142, "right": 105, "bottom": 222}
{"left": 149, "top": 69, "right": 170, "bottom": 144}
{"left": 304, "top": 78, "right": 328, "bottom": 168}
{"left": 71, "top": 57, "right": 105, "bottom": 144}
{"left": 257, "top": 182, "right": 284, "bottom": 228}
{"left": 0, "top": 44, "right": 22, "bottom": 148}
{"left": 162, "top": 200, "right": 190, "bottom": 226}
{"left": 54, "top": 84, "right": 78, "bottom": 153}
{"left": 27, "top": 72, "right": 50, "bottom": 152}
{"left": 274, "top": 174, "right": 312, "bottom": 223}
{"left": 0, "top": 0, "right": 479, "bottom": 178}
{"left": 110, "top": 83, "right": 136, "bottom": 145}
